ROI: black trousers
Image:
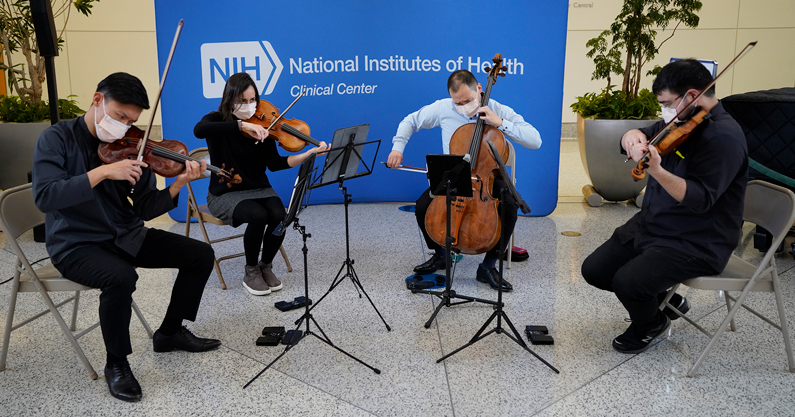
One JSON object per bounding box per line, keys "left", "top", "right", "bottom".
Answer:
{"left": 54, "top": 229, "right": 215, "bottom": 357}
{"left": 232, "top": 197, "right": 286, "bottom": 266}
{"left": 581, "top": 230, "right": 717, "bottom": 328}
{"left": 415, "top": 178, "right": 517, "bottom": 259}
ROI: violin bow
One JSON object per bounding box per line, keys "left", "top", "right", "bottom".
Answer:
{"left": 135, "top": 20, "right": 184, "bottom": 160}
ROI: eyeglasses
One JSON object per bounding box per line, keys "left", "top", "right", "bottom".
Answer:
{"left": 659, "top": 94, "right": 684, "bottom": 109}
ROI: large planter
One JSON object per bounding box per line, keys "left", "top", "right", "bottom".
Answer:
{"left": 577, "top": 114, "right": 658, "bottom": 206}
{"left": 0, "top": 122, "right": 50, "bottom": 191}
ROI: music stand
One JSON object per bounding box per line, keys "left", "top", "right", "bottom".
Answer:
{"left": 301, "top": 124, "right": 390, "bottom": 330}
{"left": 434, "top": 140, "right": 558, "bottom": 374}
{"left": 245, "top": 153, "right": 380, "bottom": 389}
{"left": 412, "top": 154, "right": 499, "bottom": 329}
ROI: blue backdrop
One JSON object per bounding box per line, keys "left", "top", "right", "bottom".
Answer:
{"left": 153, "top": 0, "right": 568, "bottom": 221}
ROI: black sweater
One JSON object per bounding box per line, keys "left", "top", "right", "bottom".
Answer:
{"left": 194, "top": 111, "right": 291, "bottom": 196}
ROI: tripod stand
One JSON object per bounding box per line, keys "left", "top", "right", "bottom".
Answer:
{"left": 413, "top": 155, "right": 497, "bottom": 329}
{"left": 303, "top": 124, "right": 390, "bottom": 331}
{"left": 245, "top": 154, "right": 380, "bottom": 388}
{"left": 245, "top": 218, "right": 381, "bottom": 388}
{"left": 300, "top": 183, "right": 391, "bottom": 330}
{"left": 435, "top": 140, "right": 558, "bottom": 373}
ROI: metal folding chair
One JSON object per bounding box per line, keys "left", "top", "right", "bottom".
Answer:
{"left": 0, "top": 184, "right": 153, "bottom": 380}
{"left": 184, "top": 147, "right": 292, "bottom": 290}
{"left": 661, "top": 180, "right": 795, "bottom": 376}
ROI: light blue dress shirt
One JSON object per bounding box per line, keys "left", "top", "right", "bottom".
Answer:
{"left": 391, "top": 97, "right": 542, "bottom": 154}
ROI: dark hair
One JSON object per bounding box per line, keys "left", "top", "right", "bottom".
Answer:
{"left": 447, "top": 70, "right": 478, "bottom": 94}
{"left": 652, "top": 59, "right": 715, "bottom": 97}
{"left": 96, "top": 72, "right": 150, "bottom": 109}
{"left": 218, "top": 72, "right": 259, "bottom": 121}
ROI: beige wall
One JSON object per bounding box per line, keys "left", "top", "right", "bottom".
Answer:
{"left": 12, "top": 1, "right": 795, "bottom": 126}
{"left": 8, "top": 0, "right": 160, "bottom": 124}
{"left": 564, "top": 0, "right": 795, "bottom": 123}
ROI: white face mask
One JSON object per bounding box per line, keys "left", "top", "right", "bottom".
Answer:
{"left": 94, "top": 99, "right": 131, "bottom": 143}
{"left": 233, "top": 102, "right": 257, "bottom": 120}
{"left": 661, "top": 94, "right": 691, "bottom": 124}
{"left": 455, "top": 96, "right": 481, "bottom": 117}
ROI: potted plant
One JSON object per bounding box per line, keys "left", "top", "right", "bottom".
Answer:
{"left": 571, "top": 0, "right": 702, "bottom": 206}
{"left": 0, "top": 0, "right": 99, "bottom": 191}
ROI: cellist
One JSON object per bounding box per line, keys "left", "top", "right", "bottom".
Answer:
{"left": 386, "top": 70, "right": 542, "bottom": 291}
{"left": 581, "top": 59, "right": 748, "bottom": 354}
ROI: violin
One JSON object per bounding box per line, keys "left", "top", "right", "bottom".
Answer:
{"left": 631, "top": 109, "right": 709, "bottom": 181}
{"left": 424, "top": 54, "right": 509, "bottom": 255}
{"left": 243, "top": 95, "right": 322, "bottom": 152}
{"left": 96, "top": 20, "right": 241, "bottom": 188}
{"left": 98, "top": 126, "right": 242, "bottom": 186}
{"left": 631, "top": 41, "right": 757, "bottom": 181}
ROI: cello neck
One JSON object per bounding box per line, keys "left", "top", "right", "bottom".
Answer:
{"left": 467, "top": 54, "right": 504, "bottom": 166}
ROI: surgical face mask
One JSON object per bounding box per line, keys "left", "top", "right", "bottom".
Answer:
{"left": 94, "top": 99, "right": 131, "bottom": 143}
{"left": 233, "top": 102, "right": 257, "bottom": 120}
{"left": 661, "top": 94, "right": 689, "bottom": 124}
{"left": 455, "top": 96, "right": 481, "bottom": 117}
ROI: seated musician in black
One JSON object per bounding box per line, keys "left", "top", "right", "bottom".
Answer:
{"left": 581, "top": 59, "right": 748, "bottom": 354}
{"left": 386, "top": 70, "right": 542, "bottom": 291}
{"left": 33, "top": 72, "right": 221, "bottom": 402}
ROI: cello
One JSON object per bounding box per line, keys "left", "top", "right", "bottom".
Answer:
{"left": 424, "top": 54, "right": 510, "bottom": 255}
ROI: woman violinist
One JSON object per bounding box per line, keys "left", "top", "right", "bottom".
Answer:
{"left": 194, "top": 72, "right": 328, "bottom": 296}
{"left": 386, "top": 69, "right": 542, "bottom": 291}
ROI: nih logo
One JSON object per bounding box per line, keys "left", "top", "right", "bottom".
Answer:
{"left": 200, "top": 41, "right": 284, "bottom": 98}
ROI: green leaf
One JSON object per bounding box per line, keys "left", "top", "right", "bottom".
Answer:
{"left": 0, "top": 94, "right": 85, "bottom": 122}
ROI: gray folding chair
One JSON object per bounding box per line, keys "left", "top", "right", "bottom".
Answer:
{"left": 184, "top": 147, "right": 292, "bottom": 290}
{"left": 661, "top": 180, "right": 795, "bottom": 377}
{"left": 0, "top": 184, "right": 153, "bottom": 380}
{"left": 505, "top": 140, "right": 517, "bottom": 269}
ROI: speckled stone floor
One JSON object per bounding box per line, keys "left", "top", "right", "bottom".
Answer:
{"left": 1, "top": 140, "right": 794, "bottom": 416}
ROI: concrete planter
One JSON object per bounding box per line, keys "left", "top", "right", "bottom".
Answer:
{"left": 576, "top": 114, "right": 659, "bottom": 206}
{"left": 0, "top": 122, "right": 50, "bottom": 191}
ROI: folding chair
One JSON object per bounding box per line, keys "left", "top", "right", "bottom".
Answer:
{"left": 661, "top": 180, "right": 795, "bottom": 377}
{"left": 505, "top": 140, "right": 517, "bottom": 269}
{"left": 184, "top": 147, "right": 292, "bottom": 290}
{"left": 0, "top": 184, "right": 153, "bottom": 380}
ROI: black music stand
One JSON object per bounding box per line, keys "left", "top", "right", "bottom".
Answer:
{"left": 412, "top": 154, "right": 499, "bottom": 329}
{"left": 245, "top": 153, "right": 380, "bottom": 388}
{"left": 303, "top": 124, "right": 391, "bottom": 331}
{"left": 435, "top": 140, "right": 558, "bottom": 374}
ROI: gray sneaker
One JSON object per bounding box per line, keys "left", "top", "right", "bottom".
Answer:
{"left": 243, "top": 264, "right": 271, "bottom": 295}
{"left": 258, "top": 261, "right": 283, "bottom": 291}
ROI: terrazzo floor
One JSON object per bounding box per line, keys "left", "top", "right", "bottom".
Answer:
{"left": 1, "top": 140, "right": 794, "bottom": 416}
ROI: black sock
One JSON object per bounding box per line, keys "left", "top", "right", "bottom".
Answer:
{"left": 158, "top": 318, "right": 182, "bottom": 336}
{"left": 480, "top": 252, "right": 498, "bottom": 270}
{"left": 107, "top": 352, "right": 127, "bottom": 364}
{"left": 434, "top": 248, "right": 446, "bottom": 258}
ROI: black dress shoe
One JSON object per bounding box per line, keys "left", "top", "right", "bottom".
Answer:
{"left": 104, "top": 361, "right": 142, "bottom": 402}
{"left": 661, "top": 294, "right": 691, "bottom": 321}
{"left": 476, "top": 266, "right": 512, "bottom": 291}
{"left": 413, "top": 253, "right": 446, "bottom": 274}
{"left": 153, "top": 326, "right": 222, "bottom": 353}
